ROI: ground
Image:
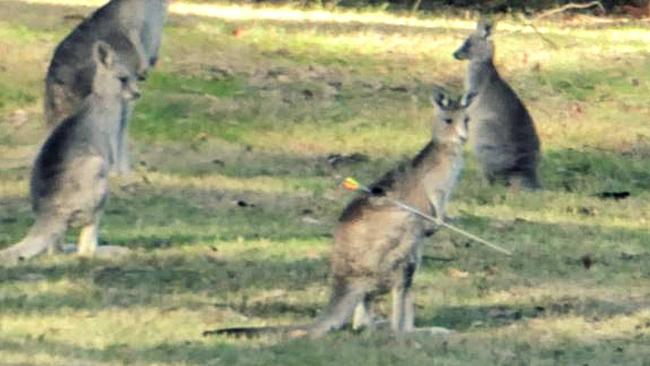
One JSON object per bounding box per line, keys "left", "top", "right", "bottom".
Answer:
{"left": 0, "top": 1, "right": 649, "bottom": 365}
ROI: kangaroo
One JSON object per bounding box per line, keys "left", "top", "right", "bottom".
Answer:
{"left": 0, "top": 41, "right": 140, "bottom": 265}
{"left": 45, "top": 0, "right": 169, "bottom": 174}
{"left": 205, "top": 91, "right": 475, "bottom": 339}
{"left": 453, "top": 19, "right": 541, "bottom": 189}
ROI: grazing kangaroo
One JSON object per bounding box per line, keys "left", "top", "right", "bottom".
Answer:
{"left": 206, "top": 91, "right": 475, "bottom": 339}
{"left": 453, "top": 19, "right": 541, "bottom": 189}
{"left": 45, "top": 0, "right": 169, "bottom": 174}
{"left": 0, "top": 41, "right": 140, "bottom": 265}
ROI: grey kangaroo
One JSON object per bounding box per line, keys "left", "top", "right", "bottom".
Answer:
{"left": 45, "top": 0, "right": 169, "bottom": 174}
{"left": 0, "top": 41, "right": 140, "bottom": 265}
{"left": 206, "top": 91, "right": 475, "bottom": 339}
{"left": 453, "top": 19, "right": 541, "bottom": 189}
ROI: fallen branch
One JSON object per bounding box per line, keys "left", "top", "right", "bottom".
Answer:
{"left": 534, "top": 1, "right": 605, "bottom": 20}
{"left": 410, "top": 0, "right": 423, "bottom": 15}
{"left": 422, "top": 255, "right": 457, "bottom": 262}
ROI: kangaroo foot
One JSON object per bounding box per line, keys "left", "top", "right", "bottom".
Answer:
{"left": 0, "top": 241, "right": 50, "bottom": 265}
{"left": 409, "top": 326, "right": 454, "bottom": 336}
{"left": 94, "top": 245, "right": 131, "bottom": 258}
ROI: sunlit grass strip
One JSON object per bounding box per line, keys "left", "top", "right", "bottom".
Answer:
{"left": 169, "top": 3, "right": 474, "bottom": 30}
{"left": 483, "top": 283, "right": 650, "bottom": 305}
{"left": 454, "top": 200, "right": 650, "bottom": 232}
{"left": 140, "top": 171, "right": 322, "bottom": 194}
{"left": 19, "top": 0, "right": 650, "bottom": 43}
{"left": 20, "top": 0, "right": 473, "bottom": 30}
{"left": 524, "top": 310, "right": 650, "bottom": 343}
{"left": 0, "top": 351, "right": 77, "bottom": 366}
{"left": 0, "top": 178, "right": 28, "bottom": 199}
{"left": 0, "top": 171, "right": 322, "bottom": 199}
{"left": 0, "top": 307, "right": 209, "bottom": 344}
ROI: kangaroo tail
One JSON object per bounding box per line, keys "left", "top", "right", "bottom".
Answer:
{"left": 206, "top": 281, "right": 366, "bottom": 339}
{"left": 0, "top": 218, "right": 66, "bottom": 265}
{"left": 203, "top": 325, "right": 303, "bottom": 338}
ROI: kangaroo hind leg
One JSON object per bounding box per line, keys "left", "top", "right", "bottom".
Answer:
{"left": 308, "top": 280, "right": 367, "bottom": 339}
{"left": 353, "top": 294, "right": 381, "bottom": 331}
{"left": 391, "top": 260, "right": 417, "bottom": 333}
{"left": 77, "top": 220, "right": 98, "bottom": 257}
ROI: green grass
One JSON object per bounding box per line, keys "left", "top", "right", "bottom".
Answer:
{"left": 1, "top": 1, "right": 650, "bottom": 365}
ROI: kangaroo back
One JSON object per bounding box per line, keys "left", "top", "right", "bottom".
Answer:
{"left": 454, "top": 19, "right": 541, "bottom": 189}
{"left": 44, "top": 0, "right": 167, "bottom": 129}
{"left": 207, "top": 91, "right": 474, "bottom": 339}
{"left": 2, "top": 42, "right": 138, "bottom": 265}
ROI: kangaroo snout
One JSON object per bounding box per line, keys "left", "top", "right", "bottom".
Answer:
{"left": 457, "top": 127, "right": 468, "bottom": 142}
{"left": 137, "top": 69, "right": 148, "bottom": 81}
{"left": 126, "top": 86, "right": 141, "bottom": 100}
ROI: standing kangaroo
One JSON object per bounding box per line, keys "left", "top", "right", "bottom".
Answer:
{"left": 206, "top": 91, "right": 475, "bottom": 339}
{"left": 454, "top": 19, "right": 541, "bottom": 189}
{"left": 0, "top": 41, "right": 140, "bottom": 264}
{"left": 45, "top": 0, "right": 169, "bottom": 174}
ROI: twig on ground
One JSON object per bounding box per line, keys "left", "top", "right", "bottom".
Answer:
{"left": 422, "top": 255, "right": 457, "bottom": 262}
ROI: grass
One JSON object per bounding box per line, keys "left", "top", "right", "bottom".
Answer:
{"left": 1, "top": 0, "right": 650, "bottom": 365}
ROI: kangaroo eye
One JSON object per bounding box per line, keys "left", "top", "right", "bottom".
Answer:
{"left": 444, "top": 118, "right": 453, "bottom": 125}
{"left": 118, "top": 76, "right": 129, "bottom": 84}
{"left": 464, "top": 117, "right": 470, "bottom": 124}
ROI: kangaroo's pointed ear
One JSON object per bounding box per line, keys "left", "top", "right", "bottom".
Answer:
{"left": 92, "top": 40, "right": 115, "bottom": 69}
{"left": 477, "top": 18, "right": 494, "bottom": 39}
{"left": 431, "top": 91, "right": 450, "bottom": 110}
{"left": 461, "top": 91, "right": 477, "bottom": 108}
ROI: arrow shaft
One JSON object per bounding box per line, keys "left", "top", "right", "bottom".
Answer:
{"left": 356, "top": 184, "right": 511, "bottom": 256}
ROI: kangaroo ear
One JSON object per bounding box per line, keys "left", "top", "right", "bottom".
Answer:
{"left": 92, "top": 40, "right": 115, "bottom": 69}
{"left": 461, "top": 92, "right": 477, "bottom": 108}
{"left": 477, "top": 18, "right": 494, "bottom": 39}
{"left": 431, "top": 91, "right": 450, "bottom": 109}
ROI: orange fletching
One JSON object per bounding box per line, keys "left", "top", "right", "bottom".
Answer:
{"left": 341, "top": 177, "right": 360, "bottom": 191}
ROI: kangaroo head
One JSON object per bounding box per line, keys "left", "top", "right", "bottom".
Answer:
{"left": 453, "top": 18, "right": 494, "bottom": 62}
{"left": 91, "top": 41, "right": 140, "bottom": 102}
{"left": 431, "top": 91, "right": 476, "bottom": 145}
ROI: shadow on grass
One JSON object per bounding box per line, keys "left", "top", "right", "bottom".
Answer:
{"left": 1, "top": 217, "right": 648, "bottom": 322}
{"left": 458, "top": 146, "right": 650, "bottom": 196}
{"left": 2, "top": 183, "right": 649, "bottom": 309}
{"left": 420, "top": 297, "right": 648, "bottom": 332}
{"left": 1, "top": 316, "right": 649, "bottom": 366}
{"left": 0, "top": 253, "right": 328, "bottom": 313}
{"left": 541, "top": 148, "right": 650, "bottom": 192}
{"left": 0, "top": 180, "right": 338, "bottom": 247}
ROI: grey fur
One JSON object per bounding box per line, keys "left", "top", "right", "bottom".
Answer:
{"left": 0, "top": 41, "right": 139, "bottom": 265}
{"left": 206, "top": 91, "right": 474, "bottom": 339}
{"left": 453, "top": 19, "right": 541, "bottom": 189}
{"left": 44, "top": 0, "right": 169, "bottom": 174}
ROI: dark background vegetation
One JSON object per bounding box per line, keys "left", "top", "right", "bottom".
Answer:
{"left": 188, "top": 0, "right": 648, "bottom": 14}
